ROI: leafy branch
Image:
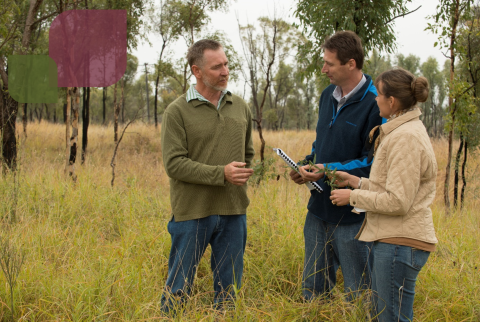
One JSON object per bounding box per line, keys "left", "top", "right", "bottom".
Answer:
{"left": 297, "top": 160, "right": 346, "bottom": 190}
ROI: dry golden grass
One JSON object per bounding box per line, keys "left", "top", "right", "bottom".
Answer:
{"left": 0, "top": 121, "right": 478, "bottom": 321}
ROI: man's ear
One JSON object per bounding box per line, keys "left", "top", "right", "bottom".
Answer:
{"left": 192, "top": 65, "right": 202, "bottom": 79}
{"left": 348, "top": 58, "right": 356, "bottom": 70}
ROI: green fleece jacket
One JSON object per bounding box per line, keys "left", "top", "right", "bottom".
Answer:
{"left": 161, "top": 92, "right": 255, "bottom": 222}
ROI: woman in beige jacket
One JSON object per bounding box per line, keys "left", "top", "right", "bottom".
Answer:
{"left": 330, "top": 68, "right": 437, "bottom": 322}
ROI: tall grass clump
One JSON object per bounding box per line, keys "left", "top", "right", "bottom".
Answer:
{"left": 0, "top": 122, "right": 478, "bottom": 320}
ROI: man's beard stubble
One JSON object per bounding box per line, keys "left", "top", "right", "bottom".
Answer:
{"left": 203, "top": 75, "right": 229, "bottom": 92}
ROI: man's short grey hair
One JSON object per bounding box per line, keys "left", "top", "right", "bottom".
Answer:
{"left": 187, "top": 39, "right": 223, "bottom": 70}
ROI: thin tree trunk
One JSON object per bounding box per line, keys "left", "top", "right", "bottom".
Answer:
{"left": 22, "top": 103, "right": 27, "bottom": 136}
{"left": 445, "top": 114, "right": 455, "bottom": 211}
{"left": 154, "top": 73, "right": 159, "bottom": 128}
{"left": 34, "top": 105, "right": 39, "bottom": 121}
{"left": 444, "top": 0, "right": 460, "bottom": 214}
{"left": 121, "top": 78, "right": 125, "bottom": 124}
{"left": 81, "top": 87, "right": 90, "bottom": 164}
{"left": 144, "top": 63, "right": 150, "bottom": 121}
{"left": 460, "top": 140, "right": 467, "bottom": 209}
{"left": 103, "top": 87, "right": 107, "bottom": 125}
{"left": 37, "top": 104, "right": 43, "bottom": 122}
{"left": 67, "top": 87, "right": 79, "bottom": 180}
{"left": 0, "top": 91, "right": 18, "bottom": 171}
{"left": 453, "top": 134, "right": 463, "bottom": 208}
{"left": 113, "top": 82, "right": 119, "bottom": 143}
{"left": 45, "top": 103, "right": 50, "bottom": 121}
{"left": 121, "top": 94, "right": 125, "bottom": 123}
{"left": 65, "top": 88, "right": 72, "bottom": 175}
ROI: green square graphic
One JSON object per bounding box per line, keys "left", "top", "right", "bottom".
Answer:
{"left": 8, "top": 55, "right": 58, "bottom": 103}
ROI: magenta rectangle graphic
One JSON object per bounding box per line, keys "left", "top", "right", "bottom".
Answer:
{"left": 49, "top": 10, "right": 127, "bottom": 87}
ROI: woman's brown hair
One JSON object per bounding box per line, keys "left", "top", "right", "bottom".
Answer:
{"left": 375, "top": 68, "right": 429, "bottom": 110}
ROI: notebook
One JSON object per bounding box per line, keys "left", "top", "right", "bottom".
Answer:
{"left": 273, "top": 148, "right": 323, "bottom": 193}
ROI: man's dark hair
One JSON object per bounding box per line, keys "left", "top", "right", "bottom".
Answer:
{"left": 322, "top": 31, "right": 364, "bottom": 70}
{"left": 187, "top": 39, "right": 223, "bottom": 70}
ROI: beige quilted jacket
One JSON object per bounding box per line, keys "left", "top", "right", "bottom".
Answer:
{"left": 350, "top": 108, "right": 438, "bottom": 244}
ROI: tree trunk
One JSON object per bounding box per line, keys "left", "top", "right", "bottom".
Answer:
{"left": 67, "top": 87, "right": 79, "bottom": 180}
{"left": 256, "top": 121, "right": 266, "bottom": 167}
{"left": 144, "top": 63, "right": 150, "bottom": 122}
{"left": 65, "top": 88, "right": 72, "bottom": 175}
{"left": 453, "top": 134, "right": 463, "bottom": 208}
{"left": 113, "top": 82, "right": 119, "bottom": 143}
{"left": 0, "top": 92, "right": 18, "bottom": 171}
{"left": 444, "top": 0, "right": 460, "bottom": 214}
{"left": 0, "top": 0, "right": 48, "bottom": 170}
{"left": 121, "top": 78, "right": 125, "bottom": 124}
{"left": 444, "top": 115, "right": 455, "bottom": 211}
{"left": 103, "top": 87, "right": 107, "bottom": 125}
{"left": 460, "top": 140, "right": 467, "bottom": 209}
{"left": 45, "top": 103, "right": 50, "bottom": 121}
{"left": 154, "top": 73, "right": 159, "bottom": 128}
{"left": 22, "top": 103, "right": 27, "bottom": 136}
{"left": 81, "top": 87, "right": 90, "bottom": 164}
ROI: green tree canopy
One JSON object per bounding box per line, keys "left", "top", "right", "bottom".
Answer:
{"left": 294, "top": 0, "right": 418, "bottom": 75}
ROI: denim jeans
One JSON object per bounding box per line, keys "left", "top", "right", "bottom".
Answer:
{"left": 161, "top": 214, "right": 246, "bottom": 310}
{"left": 372, "top": 242, "right": 430, "bottom": 322}
{"left": 303, "top": 211, "right": 372, "bottom": 300}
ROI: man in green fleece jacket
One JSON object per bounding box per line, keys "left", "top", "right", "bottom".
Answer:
{"left": 160, "top": 39, "right": 255, "bottom": 311}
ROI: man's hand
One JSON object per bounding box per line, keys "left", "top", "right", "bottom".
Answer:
{"left": 289, "top": 169, "right": 306, "bottom": 185}
{"left": 330, "top": 189, "right": 352, "bottom": 206}
{"left": 224, "top": 162, "right": 254, "bottom": 186}
{"left": 298, "top": 164, "right": 325, "bottom": 182}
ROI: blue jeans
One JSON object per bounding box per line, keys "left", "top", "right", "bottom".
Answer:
{"left": 303, "top": 211, "right": 372, "bottom": 300}
{"left": 161, "top": 214, "right": 246, "bottom": 310}
{"left": 372, "top": 242, "right": 430, "bottom": 322}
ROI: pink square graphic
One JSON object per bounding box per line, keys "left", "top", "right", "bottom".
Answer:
{"left": 49, "top": 10, "right": 127, "bottom": 87}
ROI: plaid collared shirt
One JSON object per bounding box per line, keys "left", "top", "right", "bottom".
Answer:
{"left": 186, "top": 85, "right": 230, "bottom": 110}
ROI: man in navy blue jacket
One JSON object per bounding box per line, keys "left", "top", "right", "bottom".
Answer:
{"left": 290, "top": 31, "right": 383, "bottom": 300}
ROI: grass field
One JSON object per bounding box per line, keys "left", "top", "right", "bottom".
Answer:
{"left": 0, "top": 122, "right": 479, "bottom": 321}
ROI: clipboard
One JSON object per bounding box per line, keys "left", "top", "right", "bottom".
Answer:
{"left": 273, "top": 148, "right": 323, "bottom": 193}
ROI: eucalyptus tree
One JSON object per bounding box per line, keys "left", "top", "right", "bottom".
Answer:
{"left": 239, "top": 16, "right": 296, "bottom": 163}
{"left": 286, "top": 66, "right": 318, "bottom": 130}
{"left": 158, "top": 0, "right": 229, "bottom": 94}
{"left": 395, "top": 53, "right": 421, "bottom": 75}
{"left": 148, "top": 0, "right": 183, "bottom": 128}
{"left": 1, "top": 0, "right": 61, "bottom": 170}
{"left": 451, "top": 3, "right": 480, "bottom": 209}
{"left": 363, "top": 49, "right": 392, "bottom": 81}
{"left": 427, "top": 0, "right": 474, "bottom": 211}
{"left": 294, "top": 0, "right": 421, "bottom": 76}
{"left": 420, "top": 57, "right": 447, "bottom": 136}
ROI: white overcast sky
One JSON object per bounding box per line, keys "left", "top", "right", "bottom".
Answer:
{"left": 132, "top": 0, "right": 447, "bottom": 85}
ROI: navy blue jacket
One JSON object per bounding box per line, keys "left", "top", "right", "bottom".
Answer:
{"left": 302, "top": 74, "right": 383, "bottom": 225}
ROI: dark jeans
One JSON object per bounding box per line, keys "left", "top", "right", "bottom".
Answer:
{"left": 161, "top": 214, "right": 247, "bottom": 310}
{"left": 303, "top": 211, "right": 372, "bottom": 300}
{"left": 372, "top": 242, "right": 430, "bottom": 322}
